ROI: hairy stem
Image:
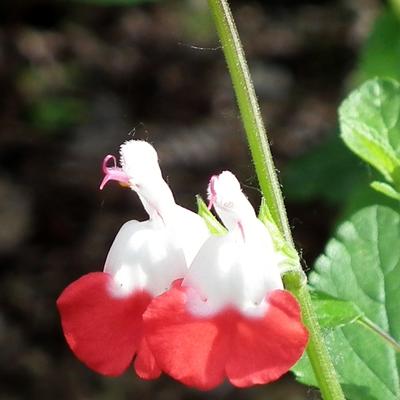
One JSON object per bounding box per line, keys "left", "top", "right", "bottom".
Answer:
{"left": 206, "top": 0, "right": 292, "bottom": 245}
{"left": 207, "top": 1, "right": 345, "bottom": 399}
{"left": 285, "top": 273, "right": 346, "bottom": 400}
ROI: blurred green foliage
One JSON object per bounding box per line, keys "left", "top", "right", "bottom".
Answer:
{"left": 28, "top": 96, "right": 87, "bottom": 132}
{"left": 355, "top": 10, "right": 400, "bottom": 84}
{"left": 180, "top": 4, "right": 215, "bottom": 43}
{"left": 72, "top": 0, "right": 157, "bottom": 6}
{"left": 283, "top": 6, "right": 400, "bottom": 215}
{"left": 282, "top": 134, "right": 368, "bottom": 205}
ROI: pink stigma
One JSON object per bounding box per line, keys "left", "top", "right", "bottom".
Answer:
{"left": 99, "top": 155, "right": 130, "bottom": 190}
{"left": 207, "top": 175, "right": 218, "bottom": 210}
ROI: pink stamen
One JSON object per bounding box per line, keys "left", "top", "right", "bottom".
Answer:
{"left": 102, "top": 155, "right": 117, "bottom": 173}
{"left": 99, "top": 154, "right": 130, "bottom": 190}
{"left": 207, "top": 175, "right": 218, "bottom": 210}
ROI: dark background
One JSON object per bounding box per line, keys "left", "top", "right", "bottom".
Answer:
{"left": 0, "top": 0, "right": 382, "bottom": 398}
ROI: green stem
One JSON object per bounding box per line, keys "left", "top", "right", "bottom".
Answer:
{"left": 207, "top": 1, "right": 345, "bottom": 399}
{"left": 207, "top": 0, "right": 292, "bottom": 246}
{"left": 285, "top": 273, "right": 346, "bottom": 400}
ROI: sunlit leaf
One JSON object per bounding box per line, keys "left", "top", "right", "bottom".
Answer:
{"left": 370, "top": 181, "right": 400, "bottom": 201}
{"left": 293, "top": 206, "right": 400, "bottom": 400}
{"left": 339, "top": 78, "right": 400, "bottom": 189}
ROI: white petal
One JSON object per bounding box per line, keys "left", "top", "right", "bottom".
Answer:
{"left": 171, "top": 206, "right": 210, "bottom": 266}
{"left": 119, "top": 140, "right": 162, "bottom": 183}
{"left": 104, "top": 220, "right": 187, "bottom": 297}
{"left": 184, "top": 219, "right": 283, "bottom": 317}
{"left": 208, "top": 171, "right": 257, "bottom": 231}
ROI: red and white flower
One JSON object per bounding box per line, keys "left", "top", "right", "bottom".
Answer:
{"left": 144, "top": 171, "right": 308, "bottom": 390}
{"left": 56, "top": 140, "right": 209, "bottom": 379}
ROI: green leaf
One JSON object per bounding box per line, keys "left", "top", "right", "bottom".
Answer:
{"left": 355, "top": 9, "right": 400, "bottom": 84}
{"left": 310, "top": 290, "right": 363, "bottom": 329}
{"left": 293, "top": 206, "right": 400, "bottom": 399}
{"left": 258, "top": 197, "right": 298, "bottom": 264}
{"left": 370, "top": 181, "right": 400, "bottom": 200}
{"left": 258, "top": 195, "right": 274, "bottom": 225}
{"left": 339, "top": 78, "right": 400, "bottom": 186}
{"left": 196, "top": 195, "right": 226, "bottom": 236}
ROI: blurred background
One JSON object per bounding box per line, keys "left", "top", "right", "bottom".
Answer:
{"left": 0, "top": 0, "right": 396, "bottom": 398}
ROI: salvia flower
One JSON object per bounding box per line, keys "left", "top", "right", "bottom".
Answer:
{"left": 144, "top": 171, "right": 308, "bottom": 390}
{"left": 57, "top": 140, "right": 209, "bottom": 379}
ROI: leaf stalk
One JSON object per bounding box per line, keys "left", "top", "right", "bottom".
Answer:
{"left": 358, "top": 317, "right": 400, "bottom": 353}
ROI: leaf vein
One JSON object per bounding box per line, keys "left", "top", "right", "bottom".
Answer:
{"left": 340, "top": 328, "right": 397, "bottom": 397}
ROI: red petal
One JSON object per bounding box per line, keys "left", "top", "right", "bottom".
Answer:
{"left": 134, "top": 338, "right": 161, "bottom": 380}
{"left": 57, "top": 272, "right": 152, "bottom": 376}
{"left": 225, "top": 290, "right": 308, "bottom": 387}
{"left": 144, "top": 285, "right": 231, "bottom": 390}
{"left": 144, "top": 287, "right": 308, "bottom": 390}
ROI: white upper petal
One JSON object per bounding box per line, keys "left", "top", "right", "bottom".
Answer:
{"left": 184, "top": 171, "right": 284, "bottom": 317}
{"left": 104, "top": 219, "right": 187, "bottom": 297}
{"left": 102, "top": 139, "right": 210, "bottom": 297}
{"left": 171, "top": 206, "right": 210, "bottom": 266}
{"left": 118, "top": 140, "right": 209, "bottom": 258}
{"left": 183, "top": 219, "right": 283, "bottom": 317}
{"left": 120, "top": 140, "right": 162, "bottom": 183}
{"left": 208, "top": 171, "right": 257, "bottom": 230}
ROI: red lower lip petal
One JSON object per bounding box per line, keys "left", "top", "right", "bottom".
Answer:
{"left": 144, "top": 284, "right": 308, "bottom": 390}
{"left": 57, "top": 272, "right": 157, "bottom": 377}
